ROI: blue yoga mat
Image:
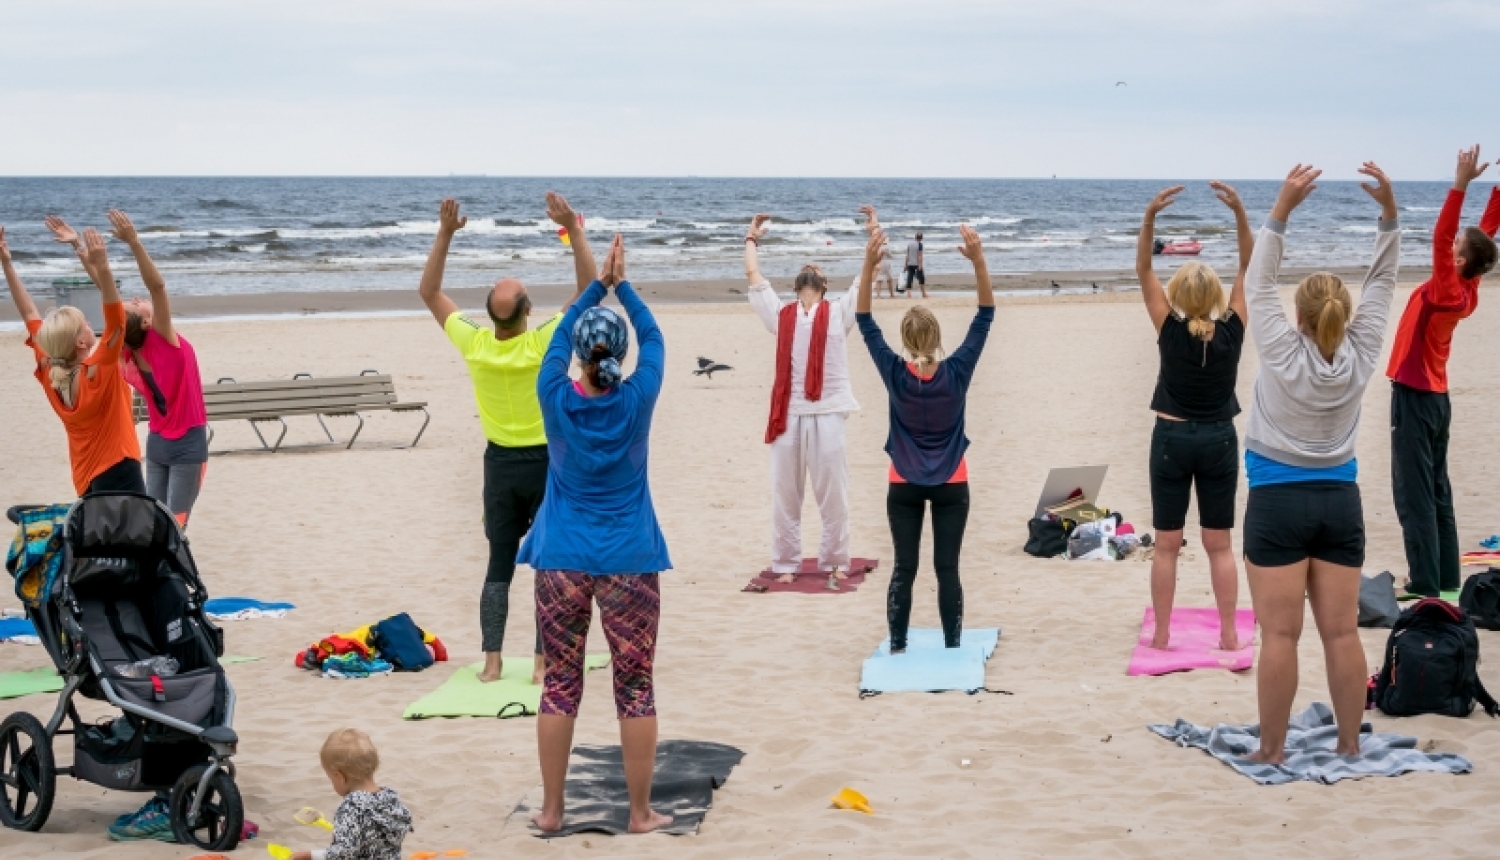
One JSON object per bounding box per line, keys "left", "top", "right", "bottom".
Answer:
{"left": 203, "top": 598, "right": 296, "bottom": 615}
{"left": 0, "top": 618, "right": 38, "bottom": 641}
{"left": 860, "top": 627, "right": 1000, "bottom": 694}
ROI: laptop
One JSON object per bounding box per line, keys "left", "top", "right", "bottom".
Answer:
{"left": 1033, "top": 465, "right": 1109, "bottom": 520}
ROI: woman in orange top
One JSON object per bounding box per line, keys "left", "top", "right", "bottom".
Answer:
{"left": 2, "top": 223, "right": 144, "bottom": 495}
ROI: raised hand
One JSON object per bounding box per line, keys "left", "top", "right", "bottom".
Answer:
{"left": 44, "top": 215, "right": 80, "bottom": 247}
{"left": 863, "top": 227, "right": 886, "bottom": 267}
{"left": 610, "top": 234, "right": 626, "bottom": 284}
{"left": 546, "top": 191, "right": 580, "bottom": 230}
{"left": 106, "top": 209, "right": 139, "bottom": 244}
{"left": 858, "top": 205, "right": 879, "bottom": 229}
{"left": 0, "top": 226, "right": 10, "bottom": 264}
{"left": 1455, "top": 145, "right": 1489, "bottom": 191}
{"left": 957, "top": 224, "right": 985, "bottom": 261}
{"left": 747, "top": 214, "right": 772, "bottom": 241}
{"left": 1145, "top": 186, "right": 1184, "bottom": 218}
{"left": 1357, "top": 161, "right": 1397, "bottom": 218}
{"left": 438, "top": 198, "right": 467, "bottom": 235}
{"left": 1210, "top": 181, "right": 1245, "bottom": 212}
{"left": 80, "top": 227, "right": 109, "bottom": 268}
{"left": 1270, "top": 164, "right": 1322, "bottom": 221}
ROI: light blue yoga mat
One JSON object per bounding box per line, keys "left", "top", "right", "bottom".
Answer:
{"left": 860, "top": 627, "right": 1000, "bottom": 694}
{"left": 203, "top": 598, "right": 296, "bottom": 616}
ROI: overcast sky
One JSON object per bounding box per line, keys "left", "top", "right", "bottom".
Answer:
{"left": 3, "top": 0, "right": 1496, "bottom": 179}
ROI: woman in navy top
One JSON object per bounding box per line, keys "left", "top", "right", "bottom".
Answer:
{"left": 855, "top": 225, "right": 994, "bottom": 651}
{"left": 519, "top": 236, "right": 672, "bottom": 834}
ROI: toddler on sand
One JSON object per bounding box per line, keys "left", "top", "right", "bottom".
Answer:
{"left": 292, "top": 729, "right": 412, "bottom": 860}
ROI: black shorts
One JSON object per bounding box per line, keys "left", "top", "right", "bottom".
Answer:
{"left": 1242, "top": 481, "right": 1365, "bottom": 568}
{"left": 1149, "top": 418, "right": 1238, "bottom": 531}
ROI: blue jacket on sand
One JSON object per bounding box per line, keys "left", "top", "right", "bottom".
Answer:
{"left": 857, "top": 306, "right": 993, "bottom": 486}
{"left": 517, "top": 280, "right": 672, "bottom": 576}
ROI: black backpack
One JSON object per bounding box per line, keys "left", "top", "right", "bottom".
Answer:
{"left": 1374, "top": 598, "right": 1498, "bottom": 719}
{"left": 1024, "top": 518, "right": 1067, "bottom": 558}
{"left": 1459, "top": 569, "right": 1500, "bottom": 631}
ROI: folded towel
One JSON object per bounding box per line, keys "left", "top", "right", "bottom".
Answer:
{"left": 205, "top": 597, "right": 296, "bottom": 620}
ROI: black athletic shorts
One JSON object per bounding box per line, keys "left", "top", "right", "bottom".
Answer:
{"left": 1149, "top": 418, "right": 1238, "bottom": 531}
{"left": 1242, "top": 481, "right": 1365, "bottom": 568}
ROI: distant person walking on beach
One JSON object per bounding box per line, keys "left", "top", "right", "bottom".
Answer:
{"left": 418, "top": 193, "right": 589, "bottom": 686}
{"left": 903, "top": 232, "right": 927, "bottom": 297}
{"left": 1241, "top": 163, "right": 1399, "bottom": 765}
{"left": 856, "top": 224, "right": 994, "bottom": 651}
{"left": 860, "top": 206, "right": 897, "bottom": 299}
{"left": 4, "top": 224, "right": 145, "bottom": 497}
{"left": 1386, "top": 145, "right": 1500, "bottom": 599}
{"left": 1135, "top": 182, "right": 1252, "bottom": 651}
{"left": 745, "top": 213, "right": 859, "bottom": 584}
{"left": 519, "top": 235, "right": 672, "bottom": 834}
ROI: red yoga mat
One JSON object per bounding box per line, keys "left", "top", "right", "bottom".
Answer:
{"left": 742, "top": 558, "right": 879, "bottom": 594}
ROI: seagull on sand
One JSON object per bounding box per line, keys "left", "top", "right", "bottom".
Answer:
{"left": 694, "top": 357, "right": 734, "bottom": 379}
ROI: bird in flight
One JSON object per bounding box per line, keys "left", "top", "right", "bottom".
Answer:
{"left": 694, "top": 357, "right": 734, "bottom": 379}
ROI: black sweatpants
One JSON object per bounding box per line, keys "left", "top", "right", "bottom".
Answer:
{"left": 482, "top": 443, "right": 548, "bottom": 655}
{"left": 1391, "top": 382, "right": 1459, "bottom": 596}
{"left": 87, "top": 458, "right": 146, "bottom": 495}
{"left": 886, "top": 482, "right": 969, "bottom": 650}
{"left": 903, "top": 265, "right": 925, "bottom": 290}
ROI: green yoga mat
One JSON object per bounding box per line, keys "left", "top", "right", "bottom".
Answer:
{"left": 0, "top": 669, "right": 65, "bottom": 700}
{"left": 403, "top": 656, "right": 609, "bottom": 720}
{"left": 222, "top": 655, "right": 262, "bottom": 664}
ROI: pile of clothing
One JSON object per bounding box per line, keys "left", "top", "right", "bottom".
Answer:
{"left": 295, "top": 612, "right": 447, "bottom": 679}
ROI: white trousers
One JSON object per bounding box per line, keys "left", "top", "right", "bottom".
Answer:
{"left": 769, "top": 413, "right": 851, "bottom": 574}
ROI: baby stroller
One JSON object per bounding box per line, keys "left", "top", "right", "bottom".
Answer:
{"left": 1, "top": 493, "right": 243, "bottom": 851}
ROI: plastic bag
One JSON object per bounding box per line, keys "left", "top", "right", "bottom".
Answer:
{"left": 114, "top": 656, "right": 179, "bottom": 678}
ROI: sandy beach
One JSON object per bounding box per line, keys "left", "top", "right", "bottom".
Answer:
{"left": 3, "top": 281, "right": 1499, "bottom": 859}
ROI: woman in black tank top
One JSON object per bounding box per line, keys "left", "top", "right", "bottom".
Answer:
{"left": 1136, "top": 183, "right": 1253, "bottom": 652}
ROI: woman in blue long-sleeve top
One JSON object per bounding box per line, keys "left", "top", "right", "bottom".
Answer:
{"left": 855, "top": 225, "right": 994, "bottom": 652}
{"left": 518, "top": 235, "right": 673, "bottom": 834}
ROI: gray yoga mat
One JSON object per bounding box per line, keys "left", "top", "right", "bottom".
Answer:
{"left": 509, "top": 740, "right": 744, "bottom": 837}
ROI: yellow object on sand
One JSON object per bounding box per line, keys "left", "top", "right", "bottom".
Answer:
{"left": 295, "top": 806, "right": 335, "bottom": 831}
{"left": 831, "top": 787, "right": 873, "bottom": 814}
{"left": 268, "top": 844, "right": 294, "bottom": 860}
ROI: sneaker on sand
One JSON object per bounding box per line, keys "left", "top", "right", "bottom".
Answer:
{"left": 108, "top": 796, "right": 175, "bottom": 842}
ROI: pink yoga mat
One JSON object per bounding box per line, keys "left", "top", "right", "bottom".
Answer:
{"left": 1127, "top": 607, "right": 1256, "bottom": 676}
{"left": 741, "top": 558, "right": 878, "bottom": 595}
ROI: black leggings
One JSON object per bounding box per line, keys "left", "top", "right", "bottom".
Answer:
{"left": 886, "top": 482, "right": 969, "bottom": 650}
{"left": 482, "top": 443, "right": 548, "bottom": 655}
{"left": 87, "top": 458, "right": 146, "bottom": 495}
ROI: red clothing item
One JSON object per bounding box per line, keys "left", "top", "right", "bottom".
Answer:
{"left": 1386, "top": 186, "right": 1500, "bottom": 393}
{"left": 764, "top": 299, "right": 830, "bottom": 443}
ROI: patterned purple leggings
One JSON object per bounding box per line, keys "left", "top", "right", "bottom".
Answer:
{"left": 536, "top": 570, "right": 660, "bottom": 719}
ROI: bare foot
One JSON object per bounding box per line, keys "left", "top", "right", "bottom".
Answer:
{"left": 1244, "top": 748, "right": 1284, "bottom": 766}
{"left": 1148, "top": 633, "right": 1170, "bottom": 650}
{"left": 832, "top": 568, "right": 849, "bottom": 581}
{"left": 477, "top": 655, "right": 503, "bottom": 684}
{"left": 627, "top": 809, "right": 672, "bottom": 834}
{"left": 531, "top": 809, "right": 563, "bottom": 833}
{"left": 775, "top": 573, "right": 795, "bottom": 584}
{"left": 1218, "top": 635, "right": 1242, "bottom": 651}
{"left": 1334, "top": 741, "right": 1361, "bottom": 757}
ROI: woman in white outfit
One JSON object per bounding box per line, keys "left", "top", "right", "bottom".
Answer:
{"left": 745, "top": 213, "right": 860, "bottom": 583}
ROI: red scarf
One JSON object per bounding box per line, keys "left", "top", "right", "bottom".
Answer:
{"left": 765, "top": 299, "right": 830, "bottom": 443}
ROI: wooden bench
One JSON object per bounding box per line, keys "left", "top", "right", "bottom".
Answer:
{"left": 133, "top": 370, "right": 429, "bottom": 453}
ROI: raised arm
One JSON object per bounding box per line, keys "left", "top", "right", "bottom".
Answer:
{"left": 1428, "top": 147, "right": 1486, "bottom": 297}
{"left": 1211, "top": 181, "right": 1252, "bottom": 320}
{"left": 1482, "top": 184, "right": 1500, "bottom": 238}
{"left": 417, "top": 199, "right": 465, "bottom": 327}
{"left": 855, "top": 230, "right": 901, "bottom": 381}
{"left": 546, "top": 191, "right": 593, "bottom": 312}
{"left": 1246, "top": 165, "right": 1323, "bottom": 369}
{"left": 744, "top": 214, "right": 781, "bottom": 332}
{"left": 856, "top": 227, "right": 882, "bottom": 314}
{"left": 1345, "top": 162, "right": 1401, "bottom": 369}
{"left": 959, "top": 224, "right": 994, "bottom": 308}
{"left": 947, "top": 225, "right": 996, "bottom": 377}
{"left": 1136, "top": 186, "right": 1181, "bottom": 332}
{"left": 0, "top": 227, "right": 40, "bottom": 322}
{"left": 107, "top": 209, "right": 176, "bottom": 344}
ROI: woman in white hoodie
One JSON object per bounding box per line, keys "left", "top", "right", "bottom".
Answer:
{"left": 1241, "top": 163, "right": 1399, "bottom": 764}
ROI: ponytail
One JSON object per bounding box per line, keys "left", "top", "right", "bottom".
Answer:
{"left": 35, "top": 307, "right": 88, "bottom": 407}
{"left": 899, "top": 306, "right": 944, "bottom": 374}
{"left": 1294, "top": 273, "right": 1351, "bottom": 359}
{"left": 584, "top": 343, "right": 622, "bottom": 389}
{"left": 1164, "top": 261, "right": 1227, "bottom": 343}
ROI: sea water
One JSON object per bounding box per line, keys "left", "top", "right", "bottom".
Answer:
{"left": 0, "top": 177, "right": 1473, "bottom": 297}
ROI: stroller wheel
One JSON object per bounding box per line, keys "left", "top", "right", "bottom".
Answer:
{"left": 169, "top": 763, "right": 243, "bottom": 851}
{"left": 0, "top": 712, "right": 56, "bottom": 831}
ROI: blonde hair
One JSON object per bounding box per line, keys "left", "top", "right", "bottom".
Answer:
{"left": 1164, "top": 262, "right": 1227, "bottom": 341}
{"left": 900, "top": 306, "right": 944, "bottom": 374}
{"left": 35, "top": 307, "right": 89, "bottom": 407}
{"left": 320, "top": 728, "right": 380, "bottom": 782}
{"left": 1295, "top": 272, "right": 1352, "bottom": 359}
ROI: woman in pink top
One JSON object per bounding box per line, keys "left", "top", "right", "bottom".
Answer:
{"left": 71, "top": 211, "right": 208, "bottom": 527}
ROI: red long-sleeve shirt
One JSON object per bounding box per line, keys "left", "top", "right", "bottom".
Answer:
{"left": 1386, "top": 186, "right": 1500, "bottom": 393}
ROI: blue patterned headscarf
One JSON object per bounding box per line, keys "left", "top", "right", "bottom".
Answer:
{"left": 572, "top": 306, "right": 629, "bottom": 388}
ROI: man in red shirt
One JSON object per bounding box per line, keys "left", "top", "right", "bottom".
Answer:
{"left": 1388, "top": 145, "right": 1500, "bottom": 598}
